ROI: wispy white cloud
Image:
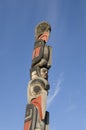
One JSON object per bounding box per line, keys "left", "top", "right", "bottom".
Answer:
{"left": 47, "top": 73, "right": 64, "bottom": 107}
{"left": 66, "top": 104, "right": 77, "bottom": 112}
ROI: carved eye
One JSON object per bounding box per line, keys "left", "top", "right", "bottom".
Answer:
{"left": 41, "top": 26, "right": 46, "bottom": 31}
{"left": 33, "top": 85, "right": 42, "bottom": 94}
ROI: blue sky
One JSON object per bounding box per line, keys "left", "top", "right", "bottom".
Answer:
{"left": 0, "top": 0, "right": 86, "bottom": 130}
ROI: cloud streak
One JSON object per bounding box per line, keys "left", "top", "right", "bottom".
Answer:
{"left": 47, "top": 73, "right": 64, "bottom": 107}
{"left": 66, "top": 104, "right": 77, "bottom": 112}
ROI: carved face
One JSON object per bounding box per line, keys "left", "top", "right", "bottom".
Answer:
{"left": 40, "top": 68, "right": 48, "bottom": 79}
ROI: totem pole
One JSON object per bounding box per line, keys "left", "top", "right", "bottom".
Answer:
{"left": 24, "top": 21, "right": 52, "bottom": 130}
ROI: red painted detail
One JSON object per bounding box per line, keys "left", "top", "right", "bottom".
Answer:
{"left": 32, "top": 47, "right": 41, "bottom": 60}
{"left": 31, "top": 96, "right": 43, "bottom": 120}
{"left": 38, "top": 32, "right": 49, "bottom": 42}
{"left": 24, "top": 121, "right": 31, "bottom": 130}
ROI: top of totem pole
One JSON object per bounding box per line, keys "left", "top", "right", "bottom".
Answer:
{"left": 35, "top": 21, "right": 51, "bottom": 40}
